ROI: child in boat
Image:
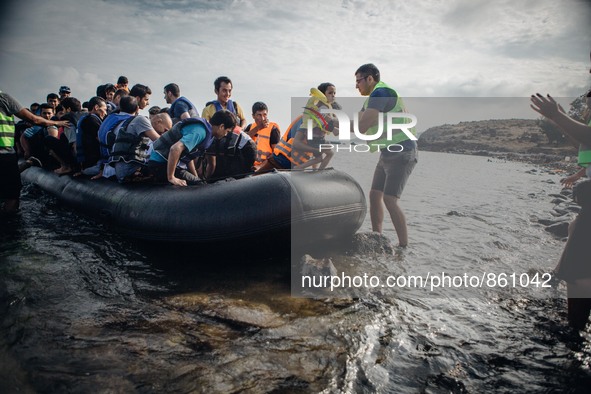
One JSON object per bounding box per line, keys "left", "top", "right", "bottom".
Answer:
{"left": 292, "top": 87, "right": 338, "bottom": 170}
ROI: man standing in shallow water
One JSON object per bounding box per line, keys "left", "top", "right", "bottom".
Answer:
{"left": 354, "top": 63, "right": 418, "bottom": 247}
{"left": 1, "top": 90, "right": 69, "bottom": 214}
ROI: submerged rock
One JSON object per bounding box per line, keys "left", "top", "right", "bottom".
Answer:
{"left": 565, "top": 204, "right": 581, "bottom": 213}
{"left": 217, "top": 302, "right": 286, "bottom": 329}
{"left": 544, "top": 222, "right": 569, "bottom": 238}
{"left": 300, "top": 254, "right": 337, "bottom": 278}
{"left": 446, "top": 210, "right": 466, "bottom": 217}
{"left": 165, "top": 294, "right": 286, "bottom": 329}
{"left": 346, "top": 232, "right": 395, "bottom": 255}
{"left": 537, "top": 218, "right": 569, "bottom": 226}
{"left": 550, "top": 208, "right": 570, "bottom": 217}
{"left": 548, "top": 193, "right": 568, "bottom": 200}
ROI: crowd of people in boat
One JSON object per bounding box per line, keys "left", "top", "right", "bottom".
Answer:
{"left": 6, "top": 63, "right": 419, "bottom": 253}
{"left": 15, "top": 75, "right": 342, "bottom": 186}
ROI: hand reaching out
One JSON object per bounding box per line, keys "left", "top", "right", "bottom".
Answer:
{"left": 530, "top": 93, "right": 564, "bottom": 120}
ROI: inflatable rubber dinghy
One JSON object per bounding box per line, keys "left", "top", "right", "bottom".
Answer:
{"left": 21, "top": 167, "right": 366, "bottom": 245}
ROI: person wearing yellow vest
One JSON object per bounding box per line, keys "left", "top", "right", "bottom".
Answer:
{"left": 354, "top": 63, "right": 418, "bottom": 247}
{"left": 202, "top": 76, "right": 247, "bottom": 129}
{"left": 1, "top": 90, "right": 69, "bottom": 214}
{"left": 244, "top": 102, "right": 281, "bottom": 169}
{"left": 291, "top": 86, "right": 339, "bottom": 170}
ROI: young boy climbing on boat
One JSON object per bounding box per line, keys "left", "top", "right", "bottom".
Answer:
{"left": 255, "top": 86, "right": 339, "bottom": 173}
{"left": 291, "top": 86, "right": 339, "bottom": 170}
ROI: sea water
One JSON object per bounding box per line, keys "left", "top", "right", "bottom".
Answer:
{"left": 1, "top": 151, "right": 589, "bottom": 393}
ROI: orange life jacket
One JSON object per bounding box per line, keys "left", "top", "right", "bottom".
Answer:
{"left": 273, "top": 116, "right": 313, "bottom": 167}
{"left": 115, "top": 84, "right": 129, "bottom": 93}
{"left": 248, "top": 121, "right": 280, "bottom": 166}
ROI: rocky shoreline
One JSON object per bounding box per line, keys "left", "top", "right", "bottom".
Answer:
{"left": 423, "top": 148, "right": 578, "bottom": 173}
{"left": 417, "top": 118, "right": 578, "bottom": 169}
{"left": 540, "top": 187, "right": 579, "bottom": 239}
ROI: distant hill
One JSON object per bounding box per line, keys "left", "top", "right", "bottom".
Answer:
{"left": 417, "top": 119, "right": 577, "bottom": 160}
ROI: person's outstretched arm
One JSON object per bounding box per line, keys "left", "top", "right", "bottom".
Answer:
{"left": 531, "top": 94, "right": 591, "bottom": 146}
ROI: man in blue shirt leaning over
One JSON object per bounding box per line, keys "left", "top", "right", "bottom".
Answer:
{"left": 148, "top": 110, "right": 236, "bottom": 186}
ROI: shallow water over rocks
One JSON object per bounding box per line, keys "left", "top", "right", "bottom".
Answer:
{"left": 2, "top": 151, "right": 591, "bottom": 393}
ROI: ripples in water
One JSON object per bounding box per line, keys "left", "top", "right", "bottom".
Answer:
{"left": 1, "top": 152, "right": 591, "bottom": 393}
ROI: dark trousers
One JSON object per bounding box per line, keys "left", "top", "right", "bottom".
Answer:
{"left": 45, "top": 135, "right": 76, "bottom": 169}
{"left": 27, "top": 133, "right": 56, "bottom": 169}
{"left": 568, "top": 298, "right": 591, "bottom": 330}
{"left": 147, "top": 162, "right": 203, "bottom": 185}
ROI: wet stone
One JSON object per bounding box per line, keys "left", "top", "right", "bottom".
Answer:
{"left": 565, "top": 205, "right": 581, "bottom": 213}
{"left": 165, "top": 294, "right": 286, "bottom": 329}
{"left": 538, "top": 218, "right": 569, "bottom": 226}
{"left": 300, "top": 254, "right": 337, "bottom": 278}
{"left": 550, "top": 208, "right": 570, "bottom": 217}
{"left": 346, "top": 232, "right": 395, "bottom": 255}
{"left": 446, "top": 210, "right": 466, "bottom": 216}
{"left": 544, "top": 222, "right": 570, "bottom": 238}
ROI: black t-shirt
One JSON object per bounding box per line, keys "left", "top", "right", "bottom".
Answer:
{"left": 78, "top": 114, "right": 102, "bottom": 165}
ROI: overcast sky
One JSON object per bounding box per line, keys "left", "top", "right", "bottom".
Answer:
{"left": 0, "top": 0, "right": 589, "bottom": 131}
